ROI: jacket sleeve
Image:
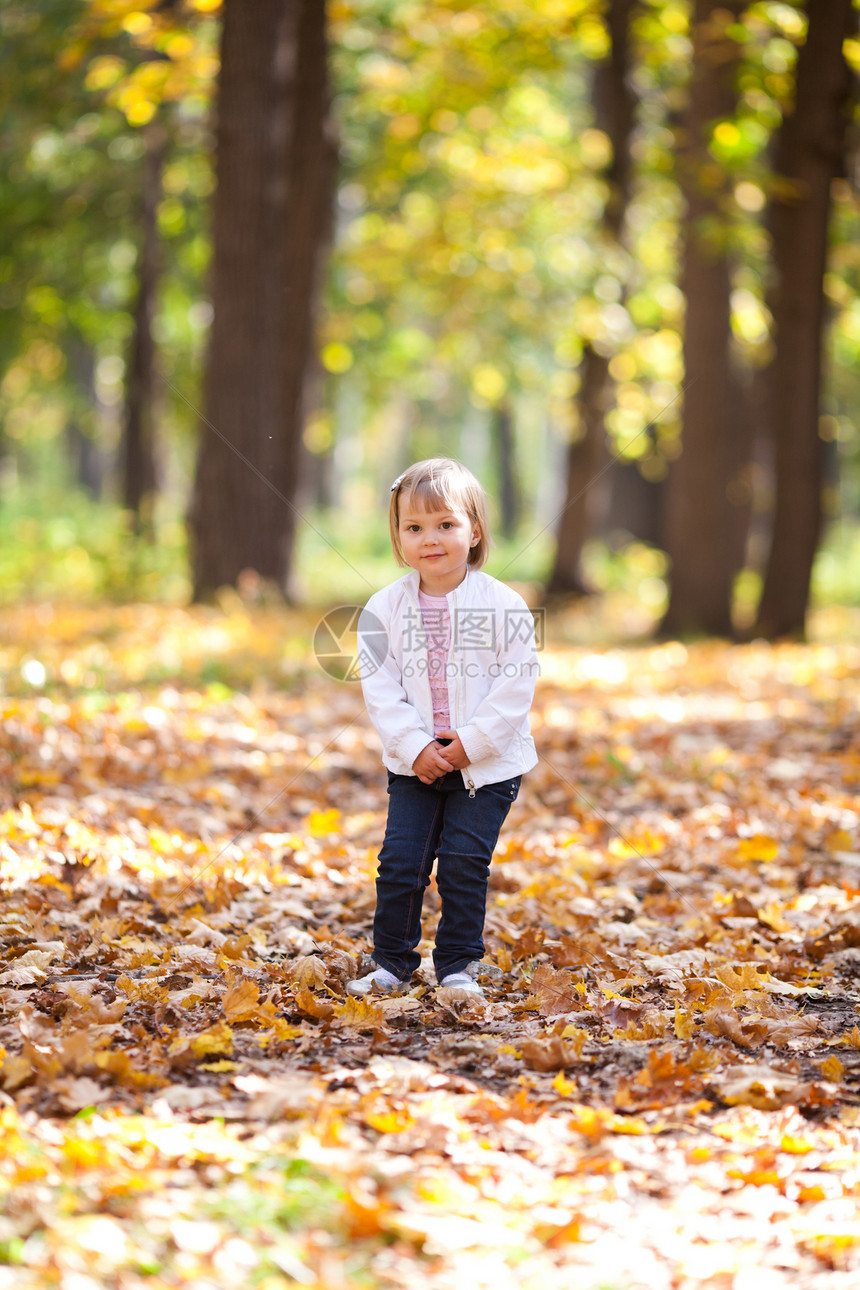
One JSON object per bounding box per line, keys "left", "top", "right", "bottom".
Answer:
{"left": 357, "top": 600, "right": 434, "bottom": 772}
{"left": 456, "top": 591, "right": 539, "bottom": 766}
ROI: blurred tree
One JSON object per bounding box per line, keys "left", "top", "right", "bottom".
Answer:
{"left": 547, "top": 0, "right": 637, "bottom": 599}
{"left": 65, "top": 328, "right": 105, "bottom": 497}
{"left": 661, "top": 0, "right": 747, "bottom": 638}
{"left": 189, "top": 0, "right": 334, "bottom": 600}
{"left": 755, "top": 0, "right": 858, "bottom": 639}
{"left": 323, "top": 1, "right": 605, "bottom": 510}
{"left": 121, "top": 115, "right": 165, "bottom": 534}
{"left": 490, "top": 401, "right": 520, "bottom": 539}
{"left": 0, "top": 0, "right": 218, "bottom": 515}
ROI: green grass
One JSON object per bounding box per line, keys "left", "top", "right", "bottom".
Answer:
{"left": 2, "top": 477, "right": 859, "bottom": 620}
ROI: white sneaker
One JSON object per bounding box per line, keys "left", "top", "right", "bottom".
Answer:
{"left": 346, "top": 966, "right": 405, "bottom": 997}
{"left": 438, "top": 971, "right": 485, "bottom": 998}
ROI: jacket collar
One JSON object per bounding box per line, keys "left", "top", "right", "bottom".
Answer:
{"left": 403, "top": 565, "right": 472, "bottom": 600}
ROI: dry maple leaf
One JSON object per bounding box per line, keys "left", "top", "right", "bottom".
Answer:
{"left": 0, "top": 949, "right": 56, "bottom": 986}
{"left": 703, "top": 1007, "right": 770, "bottom": 1048}
{"left": 332, "top": 997, "right": 387, "bottom": 1030}
{"left": 169, "top": 1020, "right": 234, "bottom": 1066}
{"left": 520, "top": 1035, "right": 585, "bottom": 1072}
{"left": 293, "top": 987, "right": 334, "bottom": 1020}
{"left": 711, "top": 1063, "right": 838, "bottom": 1111}
{"left": 638, "top": 949, "right": 711, "bottom": 982}
{"left": 221, "top": 975, "right": 260, "bottom": 1022}
{"left": 287, "top": 955, "right": 328, "bottom": 991}
{"left": 521, "top": 964, "right": 583, "bottom": 1017}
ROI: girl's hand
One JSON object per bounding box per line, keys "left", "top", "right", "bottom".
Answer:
{"left": 435, "top": 730, "right": 470, "bottom": 770}
{"left": 412, "top": 741, "right": 455, "bottom": 783}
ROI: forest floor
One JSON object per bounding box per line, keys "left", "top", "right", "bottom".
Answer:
{"left": 2, "top": 599, "right": 860, "bottom": 1289}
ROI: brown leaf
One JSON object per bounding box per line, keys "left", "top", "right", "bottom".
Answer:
{"left": 711, "top": 1063, "right": 838, "bottom": 1111}
{"left": 222, "top": 975, "right": 260, "bottom": 1022}
{"left": 288, "top": 955, "right": 328, "bottom": 991}
{"left": 520, "top": 1035, "right": 585, "bottom": 1072}
{"left": 234, "top": 1072, "right": 321, "bottom": 1119}
{"left": 522, "top": 964, "right": 583, "bottom": 1017}
{"left": 0, "top": 949, "right": 56, "bottom": 986}
{"left": 293, "top": 987, "right": 334, "bottom": 1020}
{"left": 703, "top": 1007, "right": 769, "bottom": 1048}
{"left": 53, "top": 1076, "right": 112, "bottom": 1114}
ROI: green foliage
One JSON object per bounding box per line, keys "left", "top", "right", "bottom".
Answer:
{"left": 1, "top": 0, "right": 860, "bottom": 610}
{"left": 0, "top": 479, "right": 189, "bottom": 604}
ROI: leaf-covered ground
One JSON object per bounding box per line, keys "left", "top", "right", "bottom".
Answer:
{"left": 2, "top": 601, "right": 860, "bottom": 1289}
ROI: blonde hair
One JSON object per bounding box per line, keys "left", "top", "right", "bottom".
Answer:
{"left": 388, "top": 458, "right": 492, "bottom": 570}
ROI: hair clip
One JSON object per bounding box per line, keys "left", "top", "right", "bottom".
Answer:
{"left": 389, "top": 474, "right": 405, "bottom": 492}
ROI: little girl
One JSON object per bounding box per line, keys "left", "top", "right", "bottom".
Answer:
{"left": 349, "top": 457, "right": 539, "bottom": 999}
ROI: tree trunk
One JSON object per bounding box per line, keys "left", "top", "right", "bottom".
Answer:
{"left": 190, "top": 0, "right": 335, "bottom": 601}
{"left": 121, "top": 117, "right": 164, "bottom": 535}
{"left": 546, "top": 346, "right": 611, "bottom": 597}
{"left": 661, "top": 0, "right": 747, "bottom": 639}
{"left": 754, "top": 0, "right": 857, "bottom": 639}
{"left": 547, "top": 0, "right": 636, "bottom": 596}
{"left": 65, "top": 333, "right": 105, "bottom": 499}
{"left": 491, "top": 402, "right": 520, "bottom": 539}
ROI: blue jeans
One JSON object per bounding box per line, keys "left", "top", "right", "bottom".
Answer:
{"left": 371, "top": 765, "right": 522, "bottom": 982}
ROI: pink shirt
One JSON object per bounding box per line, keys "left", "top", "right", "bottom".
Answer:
{"left": 417, "top": 588, "right": 451, "bottom": 736}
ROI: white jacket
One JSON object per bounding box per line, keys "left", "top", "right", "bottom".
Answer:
{"left": 357, "top": 566, "right": 539, "bottom": 794}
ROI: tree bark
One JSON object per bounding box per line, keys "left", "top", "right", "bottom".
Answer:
{"left": 491, "top": 401, "right": 520, "bottom": 540}
{"left": 661, "top": 0, "right": 747, "bottom": 639}
{"left": 121, "top": 118, "right": 164, "bottom": 534}
{"left": 65, "top": 332, "right": 105, "bottom": 499}
{"left": 190, "top": 0, "right": 335, "bottom": 601}
{"left": 546, "top": 347, "right": 611, "bottom": 597}
{"left": 754, "top": 0, "right": 857, "bottom": 639}
{"left": 547, "top": 0, "right": 636, "bottom": 596}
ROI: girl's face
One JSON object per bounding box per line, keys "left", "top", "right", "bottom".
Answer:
{"left": 398, "top": 496, "right": 480, "bottom": 593}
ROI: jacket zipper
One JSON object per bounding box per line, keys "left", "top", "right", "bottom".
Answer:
{"left": 451, "top": 580, "right": 476, "bottom": 798}
{"left": 405, "top": 574, "right": 477, "bottom": 799}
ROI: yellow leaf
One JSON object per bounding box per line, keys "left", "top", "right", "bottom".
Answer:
{"left": 559, "top": 1025, "right": 589, "bottom": 1056}
{"left": 332, "top": 996, "right": 386, "bottom": 1029}
{"left": 94, "top": 1051, "right": 167, "bottom": 1089}
{"left": 825, "top": 829, "right": 854, "bottom": 852}
{"left": 170, "top": 1021, "right": 233, "bottom": 1062}
{"left": 261, "top": 1018, "right": 304, "bottom": 1042}
{"left": 364, "top": 1107, "right": 414, "bottom": 1133}
{"left": 307, "top": 808, "right": 340, "bottom": 836}
{"left": 758, "top": 902, "right": 791, "bottom": 932}
{"left": 1, "top": 1054, "right": 34, "bottom": 1093}
{"left": 191, "top": 1022, "right": 233, "bottom": 1059}
{"left": 737, "top": 835, "right": 779, "bottom": 862}
{"left": 781, "top": 1135, "right": 814, "bottom": 1154}
{"left": 219, "top": 935, "right": 253, "bottom": 962}
{"left": 714, "top": 963, "right": 769, "bottom": 993}
{"left": 553, "top": 1070, "right": 576, "bottom": 1096}
{"left": 674, "top": 1006, "right": 696, "bottom": 1040}
{"left": 818, "top": 1055, "right": 844, "bottom": 1081}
